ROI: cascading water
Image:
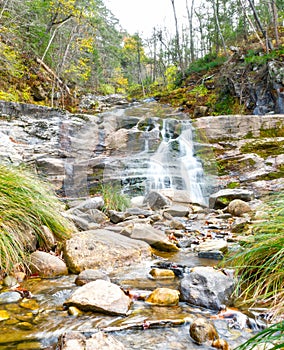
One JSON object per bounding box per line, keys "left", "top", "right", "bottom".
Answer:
{"left": 102, "top": 102, "right": 208, "bottom": 205}
{"left": 145, "top": 119, "right": 206, "bottom": 205}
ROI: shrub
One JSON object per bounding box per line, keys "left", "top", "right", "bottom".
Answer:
{"left": 0, "top": 164, "right": 75, "bottom": 272}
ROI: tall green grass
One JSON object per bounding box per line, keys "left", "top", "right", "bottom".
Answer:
{"left": 0, "top": 164, "right": 75, "bottom": 272}
{"left": 98, "top": 183, "right": 130, "bottom": 212}
{"left": 225, "top": 193, "right": 284, "bottom": 348}
{"left": 227, "top": 193, "right": 284, "bottom": 320}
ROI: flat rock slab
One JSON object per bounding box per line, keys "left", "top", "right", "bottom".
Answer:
{"left": 209, "top": 189, "right": 254, "bottom": 209}
{"left": 64, "top": 229, "right": 151, "bottom": 273}
{"left": 64, "top": 280, "right": 131, "bottom": 315}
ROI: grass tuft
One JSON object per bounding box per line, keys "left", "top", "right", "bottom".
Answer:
{"left": 0, "top": 164, "right": 75, "bottom": 272}
{"left": 225, "top": 193, "right": 284, "bottom": 320}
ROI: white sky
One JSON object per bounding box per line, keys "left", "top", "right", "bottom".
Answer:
{"left": 104, "top": 0, "right": 187, "bottom": 38}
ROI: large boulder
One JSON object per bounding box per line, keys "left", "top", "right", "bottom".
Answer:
{"left": 180, "top": 266, "right": 235, "bottom": 310}
{"left": 143, "top": 190, "right": 172, "bottom": 210}
{"left": 64, "top": 279, "right": 131, "bottom": 315}
{"left": 119, "top": 223, "right": 179, "bottom": 252}
{"left": 227, "top": 199, "right": 252, "bottom": 217}
{"left": 63, "top": 229, "right": 151, "bottom": 273}
{"left": 209, "top": 189, "right": 254, "bottom": 209}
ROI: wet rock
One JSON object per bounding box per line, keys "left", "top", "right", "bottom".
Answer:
{"left": 180, "top": 266, "right": 235, "bottom": 310}
{"left": 170, "top": 219, "right": 186, "bottom": 230}
{"left": 209, "top": 189, "right": 254, "bottom": 209}
{"left": 64, "top": 229, "right": 151, "bottom": 273}
{"left": 146, "top": 288, "right": 180, "bottom": 306}
{"left": 226, "top": 199, "right": 252, "bottom": 217}
{"left": 75, "top": 269, "right": 110, "bottom": 286}
{"left": 64, "top": 279, "right": 132, "bottom": 315}
{"left": 3, "top": 276, "right": 18, "bottom": 288}
{"left": 58, "top": 330, "right": 125, "bottom": 350}
{"left": 143, "top": 190, "right": 172, "bottom": 210}
{"left": 119, "top": 223, "right": 179, "bottom": 252}
{"left": 212, "top": 338, "right": 230, "bottom": 349}
{"left": 68, "top": 306, "right": 82, "bottom": 316}
{"left": 29, "top": 251, "right": 68, "bottom": 278}
{"left": 58, "top": 331, "right": 86, "bottom": 350}
{"left": 189, "top": 317, "right": 218, "bottom": 344}
{"left": 65, "top": 212, "right": 101, "bottom": 231}
{"left": 149, "top": 268, "right": 176, "bottom": 279}
{"left": 0, "top": 310, "right": 10, "bottom": 321}
{"left": 198, "top": 251, "right": 224, "bottom": 260}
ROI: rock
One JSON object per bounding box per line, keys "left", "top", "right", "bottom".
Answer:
{"left": 75, "top": 269, "right": 110, "bottom": 286}
{"left": 227, "top": 199, "right": 252, "bottom": 217}
{"left": 143, "top": 190, "right": 172, "bottom": 210}
{"left": 119, "top": 223, "right": 179, "bottom": 252}
{"left": 0, "top": 292, "right": 22, "bottom": 304}
{"left": 39, "top": 225, "right": 57, "bottom": 250}
{"left": 189, "top": 317, "right": 218, "bottom": 344}
{"left": 149, "top": 268, "right": 176, "bottom": 279}
{"left": 180, "top": 266, "right": 235, "bottom": 310}
{"left": 0, "top": 310, "right": 10, "bottom": 321}
{"left": 58, "top": 331, "right": 125, "bottom": 350}
{"left": 209, "top": 189, "right": 254, "bottom": 209}
{"left": 73, "top": 197, "right": 104, "bottom": 211}
{"left": 163, "top": 205, "right": 191, "bottom": 217}
{"left": 58, "top": 332, "right": 86, "bottom": 350}
{"left": 126, "top": 207, "right": 154, "bottom": 217}
{"left": 108, "top": 210, "right": 127, "bottom": 224}
{"left": 193, "top": 106, "right": 209, "bottom": 118}
{"left": 3, "top": 276, "right": 18, "bottom": 288}
{"left": 65, "top": 212, "right": 100, "bottom": 231}
{"left": 146, "top": 288, "right": 180, "bottom": 306}
{"left": 63, "top": 229, "right": 151, "bottom": 273}
{"left": 29, "top": 251, "right": 68, "bottom": 278}
{"left": 197, "top": 239, "right": 228, "bottom": 254}
{"left": 212, "top": 338, "right": 230, "bottom": 349}
{"left": 197, "top": 251, "right": 224, "bottom": 260}
{"left": 86, "top": 331, "right": 126, "bottom": 349}
{"left": 64, "top": 279, "right": 132, "bottom": 315}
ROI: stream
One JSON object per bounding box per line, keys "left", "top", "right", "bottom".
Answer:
{"left": 0, "top": 100, "right": 265, "bottom": 349}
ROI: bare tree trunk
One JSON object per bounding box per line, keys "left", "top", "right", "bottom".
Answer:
{"left": 239, "top": 0, "right": 265, "bottom": 49}
{"left": 247, "top": 0, "right": 274, "bottom": 51}
{"left": 170, "top": 0, "right": 183, "bottom": 72}
{"left": 213, "top": 0, "right": 228, "bottom": 56}
{"left": 271, "top": 0, "right": 279, "bottom": 47}
{"left": 186, "top": 0, "right": 195, "bottom": 62}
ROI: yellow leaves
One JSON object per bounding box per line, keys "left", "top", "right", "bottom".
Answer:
{"left": 48, "top": 0, "right": 81, "bottom": 18}
{"left": 0, "top": 42, "right": 26, "bottom": 79}
{"left": 78, "top": 37, "right": 95, "bottom": 53}
{"left": 65, "top": 58, "right": 91, "bottom": 82}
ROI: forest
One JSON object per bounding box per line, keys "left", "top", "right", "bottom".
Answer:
{"left": 0, "top": 0, "right": 283, "bottom": 113}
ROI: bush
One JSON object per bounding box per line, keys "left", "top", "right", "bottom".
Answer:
{"left": 0, "top": 164, "right": 75, "bottom": 272}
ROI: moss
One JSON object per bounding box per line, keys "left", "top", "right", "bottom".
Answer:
{"left": 240, "top": 139, "right": 284, "bottom": 158}
{"left": 227, "top": 182, "right": 240, "bottom": 189}
{"left": 259, "top": 126, "right": 284, "bottom": 138}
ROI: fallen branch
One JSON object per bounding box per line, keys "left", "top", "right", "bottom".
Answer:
{"left": 35, "top": 57, "right": 70, "bottom": 95}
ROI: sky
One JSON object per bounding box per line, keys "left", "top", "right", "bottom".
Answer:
{"left": 104, "top": 0, "right": 187, "bottom": 38}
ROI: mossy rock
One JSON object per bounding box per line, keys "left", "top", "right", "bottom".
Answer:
{"left": 241, "top": 139, "right": 284, "bottom": 158}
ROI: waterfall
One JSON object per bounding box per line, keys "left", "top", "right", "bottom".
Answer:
{"left": 145, "top": 119, "right": 206, "bottom": 204}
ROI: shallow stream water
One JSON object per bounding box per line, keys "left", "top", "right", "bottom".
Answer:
{"left": 0, "top": 250, "right": 258, "bottom": 350}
